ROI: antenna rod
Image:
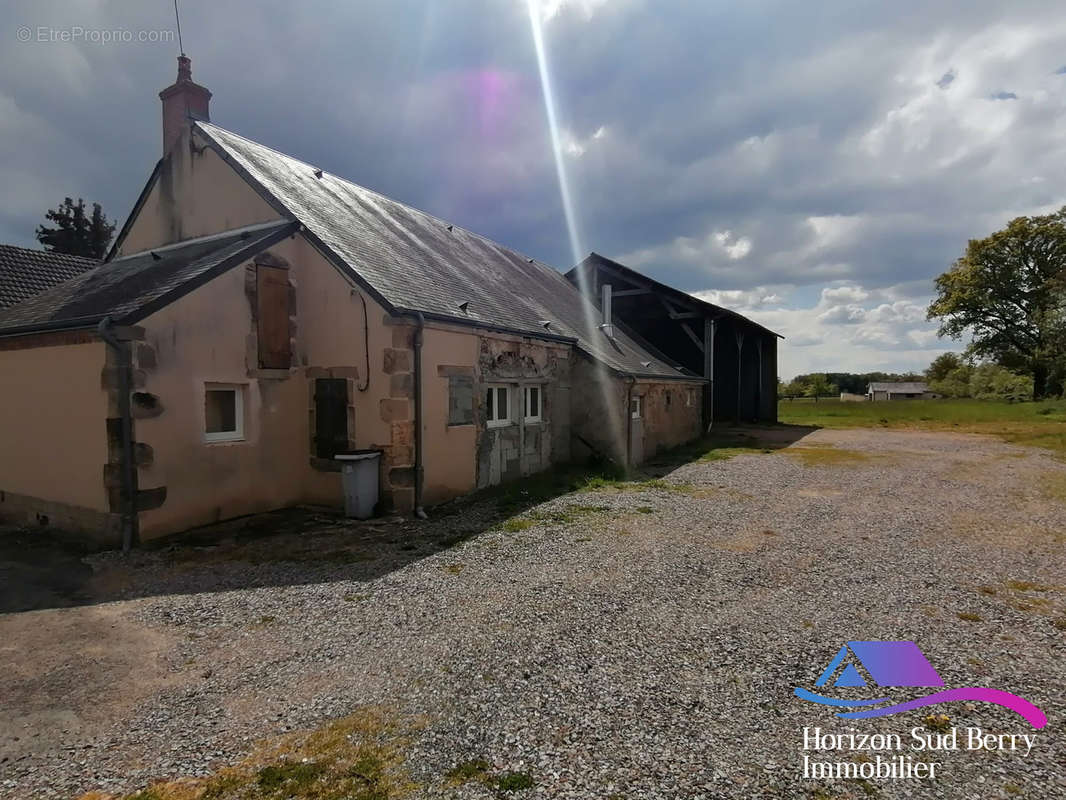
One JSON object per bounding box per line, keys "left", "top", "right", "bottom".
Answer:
{"left": 173, "top": 0, "right": 185, "bottom": 55}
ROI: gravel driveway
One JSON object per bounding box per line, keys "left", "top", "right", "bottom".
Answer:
{"left": 2, "top": 427, "right": 1064, "bottom": 800}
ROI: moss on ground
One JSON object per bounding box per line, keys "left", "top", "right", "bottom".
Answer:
{"left": 780, "top": 446, "right": 872, "bottom": 467}
{"left": 79, "top": 708, "right": 416, "bottom": 800}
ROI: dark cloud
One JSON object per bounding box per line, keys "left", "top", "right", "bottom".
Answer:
{"left": 1, "top": 0, "right": 1064, "bottom": 374}
{"left": 989, "top": 90, "right": 1018, "bottom": 100}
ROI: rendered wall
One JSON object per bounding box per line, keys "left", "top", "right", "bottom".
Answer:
{"left": 571, "top": 355, "right": 702, "bottom": 468}
{"left": 0, "top": 337, "right": 114, "bottom": 540}
{"left": 116, "top": 126, "right": 281, "bottom": 256}
{"left": 635, "top": 380, "right": 704, "bottom": 459}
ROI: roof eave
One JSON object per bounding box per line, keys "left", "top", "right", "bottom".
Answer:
{"left": 576, "top": 253, "right": 785, "bottom": 340}
{"left": 394, "top": 307, "right": 578, "bottom": 345}
{"left": 0, "top": 222, "right": 299, "bottom": 338}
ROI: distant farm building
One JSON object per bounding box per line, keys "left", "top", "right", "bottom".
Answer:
{"left": 866, "top": 382, "right": 939, "bottom": 401}
{"left": 567, "top": 253, "right": 782, "bottom": 427}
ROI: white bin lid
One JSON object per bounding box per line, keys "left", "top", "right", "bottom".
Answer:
{"left": 334, "top": 450, "right": 382, "bottom": 462}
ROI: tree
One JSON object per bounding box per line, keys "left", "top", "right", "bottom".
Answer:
{"left": 928, "top": 207, "right": 1066, "bottom": 398}
{"left": 925, "top": 352, "right": 963, "bottom": 383}
{"left": 804, "top": 374, "right": 836, "bottom": 399}
{"left": 35, "top": 197, "right": 115, "bottom": 259}
{"left": 969, "top": 363, "right": 1033, "bottom": 401}
{"left": 781, "top": 380, "right": 805, "bottom": 398}
{"left": 928, "top": 362, "right": 973, "bottom": 398}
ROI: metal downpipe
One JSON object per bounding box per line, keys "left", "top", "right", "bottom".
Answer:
{"left": 413, "top": 312, "right": 427, "bottom": 519}
{"left": 97, "top": 317, "right": 137, "bottom": 552}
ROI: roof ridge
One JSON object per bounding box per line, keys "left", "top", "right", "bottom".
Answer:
{"left": 195, "top": 121, "right": 556, "bottom": 272}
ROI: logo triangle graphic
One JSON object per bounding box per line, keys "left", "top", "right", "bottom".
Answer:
{"left": 833, "top": 663, "right": 867, "bottom": 687}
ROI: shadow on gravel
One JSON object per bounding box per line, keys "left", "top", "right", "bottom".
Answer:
{"left": 0, "top": 425, "right": 817, "bottom": 614}
{"left": 640, "top": 423, "right": 820, "bottom": 476}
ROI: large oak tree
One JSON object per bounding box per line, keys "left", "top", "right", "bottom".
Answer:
{"left": 928, "top": 207, "right": 1066, "bottom": 398}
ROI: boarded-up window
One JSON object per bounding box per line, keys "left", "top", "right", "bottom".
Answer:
{"left": 448, "top": 375, "right": 474, "bottom": 425}
{"left": 257, "top": 265, "right": 291, "bottom": 368}
{"left": 314, "top": 378, "right": 349, "bottom": 458}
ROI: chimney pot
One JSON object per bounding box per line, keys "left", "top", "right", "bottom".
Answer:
{"left": 159, "top": 55, "right": 212, "bottom": 155}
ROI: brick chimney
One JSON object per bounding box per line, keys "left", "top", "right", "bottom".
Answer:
{"left": 159, "top": 55, "right": 211, "bottom": 155}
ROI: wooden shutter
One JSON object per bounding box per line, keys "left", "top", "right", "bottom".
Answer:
{"left": 257, "top": 265, "right": 291, "bottom": 368}
{"left": 314, "top": 378, "right": 349, "bottom": 459}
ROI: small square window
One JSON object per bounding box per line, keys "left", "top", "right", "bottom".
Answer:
{"left": 524, "top": 385, "right": 542, "bottom": 423}
{"left": 205, "top": 385, "right": 245, "bottom": 442}
{"left": 486, "top": 385, "right": 511, "bottom": 427}
{"left": 631, "top": 396, "right": 642, "bottom": 419}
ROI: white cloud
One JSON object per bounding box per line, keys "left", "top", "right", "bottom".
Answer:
{"left": 691, "top": 287, "right": 785, "bottom": 309}
{"left": 620, "top": 226, "right": 754, "bottom": 269}
{"left": 711, "top": 282, "right": 963, "bottom": 377}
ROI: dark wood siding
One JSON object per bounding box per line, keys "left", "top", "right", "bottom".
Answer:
{"left": 314, "top": 378, "right": 349, "bottom": 459}
{"left": 256, "top": 265, "right": 290, "bottom": 368}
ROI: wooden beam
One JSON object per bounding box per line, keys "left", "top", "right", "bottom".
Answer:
{"left": 668, "top": 311, "right": 701, "bottom": 320}
{"left": 612, "top": 288, "right": 651, "bottom": 297}
{"left": 680, "top": 322, "right": 704, "bottom": 352}
{"left": 590, "top": 262, "right": 649, "bottom": 292}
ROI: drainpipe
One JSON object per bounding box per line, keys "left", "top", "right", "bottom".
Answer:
{"left": 98, "top": 316, "right": 137, "bottom": 552}
{"left": 624, "top": 375, "right": 636, "bottom": 472}
{"left": 412, "top": 312, "right": 427, "bottom": 519}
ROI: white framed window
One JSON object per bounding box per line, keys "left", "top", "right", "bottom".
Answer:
{"left": 485, "top": 384, "right": 511, "bottom": 428}
{"left": 631, "top": 396, "right": 642, "bottom": 419}
{"left": 204, "top": 384, "right": 245, "bottom": 443}
{"left": 523, "top": 385, "right": 542, "bottom": 423}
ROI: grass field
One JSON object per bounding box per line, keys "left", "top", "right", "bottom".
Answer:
{"left": 778, "top": 397, "right": 1066, "bottom": 457}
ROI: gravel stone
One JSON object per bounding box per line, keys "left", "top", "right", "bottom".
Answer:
{"left": 1, "top": 427, "right": 1064, "bottom": 799}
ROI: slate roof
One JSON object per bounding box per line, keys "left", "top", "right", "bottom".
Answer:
{"left": 0, "top": 245, "right": 98, "bottom": 309}
{"left": 568, "top": 253, "right": 783, "bottom": 339}
{"left": 867, "top": 382, "right": 929, "bottom": 394}
{"left": 0, "top": 222, "right": 295, "bottom": 334}
{"left": 193, "top": 122, "right": 695, "bottom": 380}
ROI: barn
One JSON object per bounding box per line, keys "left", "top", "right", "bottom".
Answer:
{"left": 567, "top": 253, "right": 782, "bottom": 428}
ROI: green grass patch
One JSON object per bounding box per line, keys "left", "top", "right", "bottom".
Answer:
{"left": 778, "top": 398, "right": 1066, "bottom": 458}
{"left": 579, "top": 477, "right": 696, "bottom": 495}
{"left": 494, "top": 772, "right": 535, "bottom": 792}
{"left": 101, "top": 708, "right": 415, "bottom": 800}
{"left": 501, "top": 518, "right": 536, "bottom": 533}
{"left": 501, "top": 503, "right": 611, "bottom": 532}
{"left": 444, "top": 758, "right": 491, "bottom": 786}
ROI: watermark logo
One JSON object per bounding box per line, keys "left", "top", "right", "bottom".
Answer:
{"left": 16, "top": 26, "right": 175, "bottom": 44}
{"left": 793, "top": 640, "right": 1047, "bottom": 728}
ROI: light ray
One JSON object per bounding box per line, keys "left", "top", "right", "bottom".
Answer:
{"left": 526, "top": 1, "right": 628, "bottom": 466}
{"left": 526, "top": 1, "right": 585, "bottom": 266}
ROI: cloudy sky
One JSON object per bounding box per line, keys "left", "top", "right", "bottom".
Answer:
{"left": 3, "top": 1, "right": 1065, "bottom": 376}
